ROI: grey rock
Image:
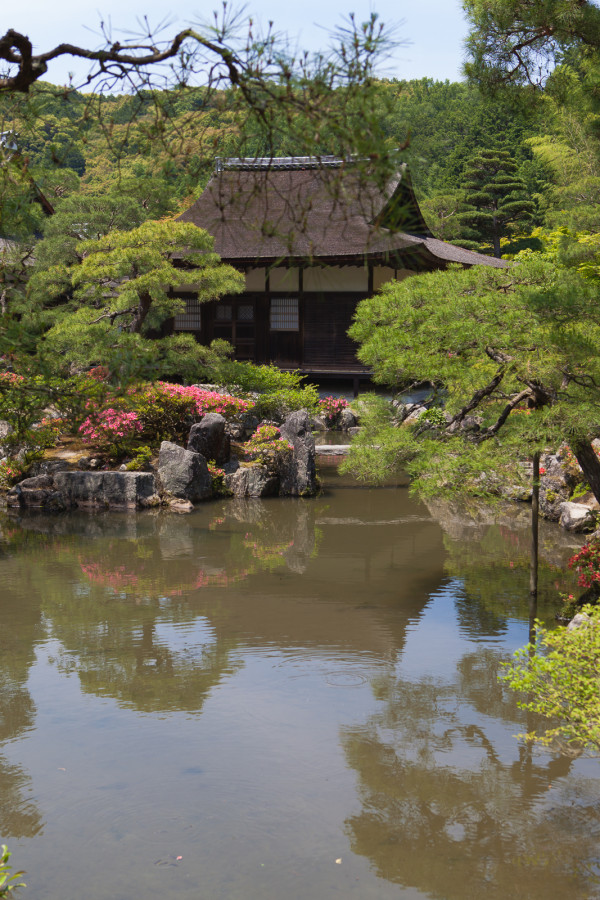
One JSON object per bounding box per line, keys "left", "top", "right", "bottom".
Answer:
{"left": 157, "top": 441, "right": 212, "bottom": 502}
{"left": 498, "top": 483, "right": 532, "bottom": 502}
{"left": 402, "top": 405, "right": 428, "bottom": 426}
{"left": 226, "top": 413, "right": 260, "bottom": 442}
{"left": 347, "top": 426, "right": 362, "bottom": 438}
{"left": 168, "top": 498, "right": 194, "bottom": 513}
{"left": 559, "top": 501, "right": 596, "bottom": 533}
{"left": 310, "top": 415, "right": 328, "bottom": 432}
{"left": 540, "top": 477, "right": 571, "bottom": 521}
{"left": 225, "top": 464, "right": 279, "bottom": 498}
{"left": 567, "top": 612, "right": 592, "bottom": 632}
{"left": 7, "top": 474, "right": 67, "bottom": 511}
{"left": 315, "top": 444, "right": 351, "bottom": 456}
{"left": 279, "top": 409, "right": 318, "bottom": 497}
{"left": 29, "top": 459, "right": 71, "bottom": 477}
{"left": 119, "top": 463, "right": 128, "bottom": 472}
{"left": 54, "top": 471, "right": 156, "bottom": 509}
{"left": 0, "top": 419, "right": 12, "bottom": 449}
{"left": 187, "top": 413, "right": 230, "bottom": 465}
{"left": 339, "top": 408, "right": 358, "bottom": 430}
{"left": 224, "top": 458, "right": 240, "bottom": 475}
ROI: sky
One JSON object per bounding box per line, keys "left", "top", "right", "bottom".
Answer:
{"left": 3, "top": 0, "right": 470, "bottom": 87}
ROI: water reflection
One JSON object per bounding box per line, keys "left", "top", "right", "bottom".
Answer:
{"left": 0, "top": 526, "right": 44, "bottom": 837}
{"left": 343, "top": 628, "right": 600, "bottom": 899}
{"left": 0, "top": 485, "right": 598, "bottom": 899}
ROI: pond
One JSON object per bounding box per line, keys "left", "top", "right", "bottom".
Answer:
{"left": 1, "top": 468, "right": 599, "bottom": 900}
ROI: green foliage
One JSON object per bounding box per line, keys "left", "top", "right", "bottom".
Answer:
{"left": 344, "top": 248, "right": 600, "bottom": 497}
{"left": 0, "top": 845, "right": 25, "bottom": 896}
{"left": 463, "top": 0, "right": 600, "bottom": 91}
{"left": 125, "top": 446, "right": 153, "bottom": 471}
{"left": 215, "top": 361, "right": 319, "bottom": 421}
{"left": 216, "top": 361, "right": 308, "bottom": 394}
{"left": 243, "top": 424, "right": 292, "bottom": 470}
{"left": 27, "top": 220, "right": 244, "bottom": 379}
{"left": 251, "top": 387, "right": 320, "bottom": 422}
{"left": 128, "top": 385, "right": 199, "bottom": 446}
{"left": 456, "top": 148, "right": 536, "bottom": 257}
{"left": 501, "top": 605, "right": 600, "bottom": 754}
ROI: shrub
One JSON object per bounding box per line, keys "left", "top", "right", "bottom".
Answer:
{"left": 243, "top": 424, "right": 293, "bottom": 470}
{"left": 0, "top": 459, "right": 27, "bottom": 490}
{"left": 79, "top": 408, "right": 143, "bottom": 455}
{"left": 318, "top": 395, "right": 349, "bottom": 427}
{"left": 207, "top": 462, "right": 231, "bottom": 497}
{"left": 252, "top": 386, "right": 320, "bottom": 421}
{"left": 568, "top": 539, "right": 600, "bottom": 589}
{"left": 0, "top": 845, "right": 25, "bottom": 896}
{"left": 417, "top": 407, "right": 447, "bottom": 428}
{"left": 126, "top": 446, "right": 153, "bottom": 471}
{"left": 501, "top": 604, "right": 600, "bottom": 754}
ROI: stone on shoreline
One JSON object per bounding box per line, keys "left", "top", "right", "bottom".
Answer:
{"left": 7, "top": 471, "right": 157, "bottom": 510}
{"left": 279, "top": 410, "right": 318, "bottom": 496}
{"left": 559, "top": 501, "right": 596, "bottom": 533}
{"left": 157, "top": 441, "right": 212, "bottom": 502}
{"left": 225, "top": 464, "right": 279, "bottom": 498}
{"left": 187, "top": 413, "right": 230, "bottom": 466}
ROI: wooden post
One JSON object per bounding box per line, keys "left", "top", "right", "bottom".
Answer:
{"left": 530, "top": 450, "right": 540, "bottom": 599}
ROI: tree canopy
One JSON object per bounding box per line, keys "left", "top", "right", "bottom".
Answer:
{"left": 345, "top": 242, "right": 600, "bottom": 502}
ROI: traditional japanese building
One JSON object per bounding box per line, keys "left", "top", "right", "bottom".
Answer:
{"left": 174, "top": 156, "right": 505, "bottom": 384}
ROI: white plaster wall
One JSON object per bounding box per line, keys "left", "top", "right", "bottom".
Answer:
{"left": 269, "top": 267, "right": 300, "bottom": 291}
{"left": 372, "top": 267, "right": 414, "bottom": 291}
{"left": 245, "top": 267, "right": 266, "bottom": 291}
{"left": 304, "top": 266, "right": 368, "bottom": 292}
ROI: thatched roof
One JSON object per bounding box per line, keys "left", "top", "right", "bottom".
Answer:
{"left": 177, "top": 158, "right": 507, "bottom": 270}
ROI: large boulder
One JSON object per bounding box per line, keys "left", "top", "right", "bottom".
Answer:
{"left": 225, "top": 464, "right": 279, "bottom": 498}
{"left": 7, "top": 474, "right": 67, "bottom": 511}
{"left": 187, "top": 413, "right": 230, "bottom": 466}
{"left": 54, "top": 471, "right": 157, "bottom": 508}
{"left": 279, "top": 409, "right": 318, "bottom": 497}
{"left": 540, "top": 446, "right": 585, "bottom": 521}
{"left": 559, "top": 501, "right": 596, "bottom": 533}
{"left": 157, "top": 442, "right": 212, "bottom": 502}
{"left": 339, "top": 407, "right": 358, "bottom": 431}
{"left": 7, "top": 471, "right": 157, "bottom": 510}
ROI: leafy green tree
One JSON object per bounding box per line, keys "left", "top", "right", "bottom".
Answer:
{"left": 501, "top": 605, "right": 600, "bottom": 754}
{"left": 456, "top": 148, "right": 536, "bottom": 257}
{"left": 463, "top": 0, "right": 600, "bottom": 91}
{"left": 345, "top": 247, "right": 600, "bottom": 509}
{"left": 29, "top": 220, "right": 244, "bottom": 378}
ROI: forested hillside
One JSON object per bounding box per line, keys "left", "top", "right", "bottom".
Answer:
{"left": 2, "top": 66, "right": 598, "bottom": 255}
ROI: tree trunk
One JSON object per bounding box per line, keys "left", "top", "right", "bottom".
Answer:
{"left": 129, "top": 291, "right": 152, "bottom": 334}
{"left": 530, "top": 451, "right": 539, "bottom": 600}
{"left": 571, "top": 438, "right": 600, "bottom": 506}
{"left": 492, "top": 227, "right": 501, "bottom": 259}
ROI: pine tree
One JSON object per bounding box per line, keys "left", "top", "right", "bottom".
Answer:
{"left": 456, "top": 149, "right": 535, "bottom": 257}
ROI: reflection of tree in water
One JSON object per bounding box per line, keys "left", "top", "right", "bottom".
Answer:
{"left": 2, "top": 500, "right": 321, "bottom": 715}
{"left": 0, "top": 529, "right": 45, "bottom": 837}
{"left": 425, "top": 498, "right": 580, "bottom": 635}
{"left": 343, "top": 647, "right": 600, "bottom": 899}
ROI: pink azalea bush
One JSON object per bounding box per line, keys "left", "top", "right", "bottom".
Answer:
{"left": 244, "top": 424, "right": 293, "bottom": 470}
{"left": 155, "top": 382, "right": 253, "bottom": 418}
{"left": 79, "top": 408, "right": 143, "bottom": 450}
{"left": 318, "top": 395, "right": 349, "bottom": 426}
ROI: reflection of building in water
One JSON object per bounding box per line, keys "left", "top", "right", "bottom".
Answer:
{"left": 5, "top": 487, "right": 446, "bottom": 714}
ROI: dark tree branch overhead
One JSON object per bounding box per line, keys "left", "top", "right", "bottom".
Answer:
{"left": 0, "top": 27, "right": 246, "bottom": 94}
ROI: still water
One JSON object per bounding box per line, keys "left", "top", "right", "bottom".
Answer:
{"left": 1, "top": 470, "right": 599, "bottom": 900}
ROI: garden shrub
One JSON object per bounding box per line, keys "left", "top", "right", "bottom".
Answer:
{"left": 243, "top": 424, "right": 293, "bottom": 471}
{"left": 318, "top": 395, "right": 349, "bottom": 427}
